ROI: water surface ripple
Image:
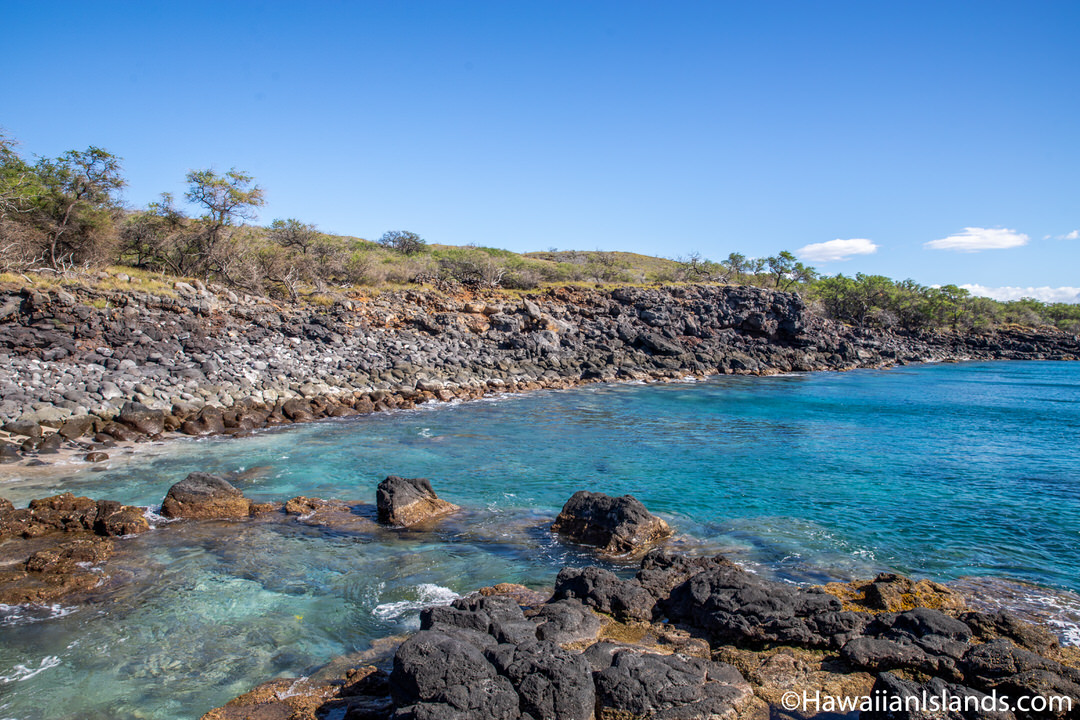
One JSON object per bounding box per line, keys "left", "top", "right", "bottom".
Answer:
{"left": 1, "top": 361, "right": 1078, "bottom": 719}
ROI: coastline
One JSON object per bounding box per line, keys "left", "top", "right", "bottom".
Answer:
{"left": 2, "top": 278, "right": 1077, "bottom": 471}
{"left": 3, "top": 279, "right": 1080, "bottom": 718}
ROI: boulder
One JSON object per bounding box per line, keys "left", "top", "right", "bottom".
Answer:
{"left": 376, "top": 476, "right": 458, "bottom": 527}
{"left": 160, "top": 472, "right": 252, "bottom": 519}
{"left": 93, "top": 500, "right": 150, "bottom": 536}
{"left": 57, "top": 415, "right": 95, "bottom": 440}
{"left": 3, "top": 419, "right": 41, "bottom": 438}
{"left": 281, "top": 397, "right": 314, "bottom": 422}
{"left": 391, "top": 630, "right": 520, "bottom": 720}
{"left": 37, "top": 433, "right": 63, "bottom": 454}
{"left": 552, "top": 566, "right": 656, "bottom": 621}
{"left": 484, "top": 640, "right": 595, "bottom": 720}
{"left": 594, "top": 648, "right": 754, "bottom": 719}
{"left": 181, "top": 406, "right": 226, "bottom": 436}
{"left": 0, "top": 441, "right": 20, "bottom": 463}
{"left": 118, "top": 401, "right": 165, "bottom": 436}
{"left": 551, "top": 491, "right": 671, "bottom": 555}
{"left": 664, "top": 562, "right": 869, "bottom": 648}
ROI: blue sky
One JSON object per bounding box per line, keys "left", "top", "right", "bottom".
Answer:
{"left": 3, "top": 2, "right": 1078, "bottom": 300}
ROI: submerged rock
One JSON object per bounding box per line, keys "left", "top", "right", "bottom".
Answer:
{"left": 205, "top": 546, "right": 1080, "bottom": 720}
{"left": 199, "top": 666, "right": 392, "bottom": 720}
{"left": 376, "top": 476, "right": 458, "bottom": 527}
{"left": 161, "top": 472, "right": 252, "bottom": 519}
{"left": 0, "top": 536, "right": 115, "bottom": 605}
{"left": 550, "top": 490, "right": 671, "bottom": 555}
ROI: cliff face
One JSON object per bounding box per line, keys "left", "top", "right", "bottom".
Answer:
{"left": 0, "top": 281, "right": 1076, "bottom": 433}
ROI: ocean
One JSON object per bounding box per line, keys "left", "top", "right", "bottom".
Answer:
{"left": 1, "top": 360, "right": 1077, "bottom": 719}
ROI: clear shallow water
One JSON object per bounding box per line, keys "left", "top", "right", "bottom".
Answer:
{"left": 1, "top": 361, "right": 1078, "bottom": 719}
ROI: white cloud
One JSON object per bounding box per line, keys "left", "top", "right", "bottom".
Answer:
{"left": 961, "top": 284, "right": 1080, "bottom": 304}
{"left": 1059, "top": 230, "right": 1079, "bottom": 240}
{"left": 797, "top": 238, "right": 878, "bottom": 263}
{"left": 924, "top": 227, "right": 1029, "bottom": 252}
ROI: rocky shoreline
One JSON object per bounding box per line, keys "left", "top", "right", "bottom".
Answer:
{"left": 1, "top": 276, "right": 1078, "bottom": 465}
{"left": 4, "top": 475, "right": 1078, "bottom": 719}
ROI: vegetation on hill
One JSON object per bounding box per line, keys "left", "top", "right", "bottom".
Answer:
{"left": 1, "top": 130, "right": 1077, "bottom": 334}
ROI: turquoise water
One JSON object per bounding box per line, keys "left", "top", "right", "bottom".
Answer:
{"left": 1, "top": 361, "right": 1078, "bottom": 719}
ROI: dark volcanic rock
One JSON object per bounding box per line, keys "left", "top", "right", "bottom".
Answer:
{"left": 552, "top": 565, "right": 656, "bottom": 621}
{"left": 594, "top": 647, "right": 754, "bottom": 719}
{"left": 550, "top": 490, "right": 671, "bottom": 555}
{"left": 376, "top": 476, "right": 458, "bottom": 527}
{"left": 391, "top": 630, "right": 520, "bottom": 720}
{"left": 862, "top": 672, "right": 1017, "bottom": 720}
{"left": 960, "top": 610, "right": 1060, "bottom": 655}
{"left": 160, "top": 472, "right": 252, "bottom": 519}
{"left": 118, "top": 401, "right": 165, "bottom": 436}
{"left": 635, "top": 548, "right": 739, "bottom": 600}
{"left": 485, "top": 640, "right": 594, "bottom": 720}
{"left": 961, "top": 639, "right": 1080, "bottom": 714}
{"left": 531, "top": 599, "right": 603, "bottom": 646}
{"left": 2, "top": 419, "right": 41, "bottom": 438}
{"left": 664, "top": 561, "right": 868, "bottom": 648}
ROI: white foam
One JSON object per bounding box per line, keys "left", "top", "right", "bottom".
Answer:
{"left": 372, "top": 583, "right": 460, "bottom": 622}
{"left": 142, "top": 506, "right": 178, "bottom": 528}
{"left": 0, "top": 656, "right": 61, "bottom": 684}
{"left": 0, "top": 603, "right": 78, "bottom": 627}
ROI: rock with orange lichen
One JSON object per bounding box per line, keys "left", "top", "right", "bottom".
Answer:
{"left": 0, "top": 492, "right": 148, "bottom": 539}
{"left": 199, "top": 666, "right": 391, "bottom": 720}
{"left": 821, "top": 572, "right": 966, "bottom": 613}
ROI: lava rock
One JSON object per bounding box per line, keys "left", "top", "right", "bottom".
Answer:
{"left": 376, "top": 476, "right": 458, "bottom": 527}
{"left": 118, "top": 401, "right": 165, "bottom": 436}
{"left": 484, "top": 640, "right": 594, "bottom": 720}
{"left": 550, "top": 491, "right": 671, "bottom": 555}
{"left": 552, "top": 566, "right": 656, "bottom": 621}
{"left": 57, "top": 415, "right": 95, "bottom": 440}
{"left": 391, "top": 630, "right": 520, "bottom": 720}
{"left": 160, "top": 472, "right": 252, "bottom": 519}
{"left": 664, "top": 562, "right": 864, "bottom": 648}
{"left": 594, "top": 648, "right": 753, "bottom": 719}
